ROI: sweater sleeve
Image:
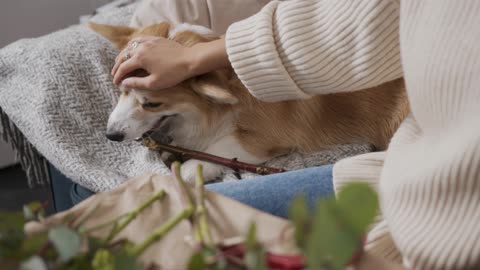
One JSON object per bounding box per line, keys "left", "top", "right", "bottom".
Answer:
{"left": 225, "top": 0, "right": 402, "bottom": 102}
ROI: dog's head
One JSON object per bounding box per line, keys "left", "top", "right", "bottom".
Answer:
{"left": 90, "top": 22, "right": 238, "bottom": 145}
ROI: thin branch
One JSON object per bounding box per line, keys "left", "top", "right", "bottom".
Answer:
{"left": 142, "top": 136, "right": 286, "bottom": 175}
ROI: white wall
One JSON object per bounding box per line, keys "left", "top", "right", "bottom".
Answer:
{"left": 0, "top": 0, "right": 112, "bottom": 168}
{"left": 0, "top": 0, "right": 113, "bottom": 48}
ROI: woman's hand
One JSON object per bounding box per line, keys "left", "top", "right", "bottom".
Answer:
{"left": 112, "top": 35, "right": 229, "bottom": 90}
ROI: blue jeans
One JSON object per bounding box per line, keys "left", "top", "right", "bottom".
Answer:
{"left": 52, "top": 165, "right": 334, "bottom": 218}
{"left": 206, "top": 165, "right": 334, "bottom": 218}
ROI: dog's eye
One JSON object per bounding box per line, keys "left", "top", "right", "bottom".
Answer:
{"left": 142, "top": 102, "right": 163, "bottom": 109}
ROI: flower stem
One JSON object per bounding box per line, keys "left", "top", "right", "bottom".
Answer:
{"left": 171, "top": 162, "right": 195, "bottom": 210}
{"left": 82, "top": 213, "right": 129, "bottom": 234}
{"left": 103, "top": 189, "right": 167, "bottom": 243}
{"left": 195, "top": 165, "right": 213, "bottom": 247}
{"left": 130, "top": 207, "right": 194, "bottom": 256}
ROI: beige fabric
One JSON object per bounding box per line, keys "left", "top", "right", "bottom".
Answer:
{"left": 26, "top": 174, "right": 294, "bottom": 270}
{"left": 225, "top": 0, "right": 480, "bottom": 269}
{"left": 130, "top": 0, "right": 270, "bottom": 34}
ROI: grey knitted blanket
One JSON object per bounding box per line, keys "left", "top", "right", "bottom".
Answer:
{"left": 0, "top": 4, "right": 372, "bottom": 192}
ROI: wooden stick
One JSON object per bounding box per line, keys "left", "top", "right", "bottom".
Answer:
{"left": 140, "top": 136, "right": 286, "bottom": 175}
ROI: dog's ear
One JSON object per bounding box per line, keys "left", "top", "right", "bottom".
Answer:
{"left": 89, "top": 23, "right": 135, "bottom": 50}
{"left": 173, "top": 31, "right": 212, "bottom": 47}
{"left": 136, "top": 22, "right": 170, "bottom": 39}
{"left": 190, "top": 71, "right": 238, "bottom": 104}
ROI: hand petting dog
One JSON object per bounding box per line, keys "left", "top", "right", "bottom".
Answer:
{"left": 112, "top": 35, "right": 229, "bottom": 91}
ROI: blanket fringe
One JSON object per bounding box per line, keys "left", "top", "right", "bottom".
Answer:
{"left": 0, "top": 107, "right": 50, "bottom": 188}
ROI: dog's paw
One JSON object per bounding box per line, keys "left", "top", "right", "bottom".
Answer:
{"left": 180, "top": 159, "right": 228, "bottom": 183}
{"left": 160, "top": 151, "right": 172, "bottom": 163}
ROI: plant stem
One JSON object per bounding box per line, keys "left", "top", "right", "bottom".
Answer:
{"left": 82, "top": 213, "right": 129, "bottom": 234}
{"left": 195, "top": 165, "right": 214, "bottom": 247}
{"left": 171, "top": 162, "right": 195, "bottom": 210}
{"left": 129, "top": 207, "right": 194, "bottom": 256}
{"left": 142, "top": 136, "right": 285, "bottom": 175}
{"left": 103, "top": 190, "right": 167, "bottom": 243}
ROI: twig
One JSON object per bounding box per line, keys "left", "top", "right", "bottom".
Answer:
{"left": 103, "top": 190, "right": 167, "bottom": 243}
{"left": 142, "top": 136, "right": 286, "bottom": 175}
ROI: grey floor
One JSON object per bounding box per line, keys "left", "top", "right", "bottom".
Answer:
{"left": 0, "top": 165, "right": 53, "bottom": 213}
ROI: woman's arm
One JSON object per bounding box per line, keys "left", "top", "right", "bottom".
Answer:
{"left": 226, "top": 0, "right": 402, "bottom": 102}
{"left": 113, "top": 0, "right": 401, "bottom": 98}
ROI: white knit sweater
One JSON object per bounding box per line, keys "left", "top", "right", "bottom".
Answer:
{"left": 226, "top": 0, "right": 480, "bottom": 269}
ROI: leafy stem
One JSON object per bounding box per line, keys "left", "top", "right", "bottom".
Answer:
{"left": 172, "top": 162, "right": 195, "bottom": 210}
{"left": 103, "top": 190, "right": 167, "bottom": 243}
{"left": 129, "top": 207, "right": 194, "bottom": 257}
{"left": 195, "top": 165, "right": 213, "bottom": 248}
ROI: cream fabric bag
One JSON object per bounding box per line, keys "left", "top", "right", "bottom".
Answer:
{"left": 26, "top": 174, "right": 295, "bottom": 270}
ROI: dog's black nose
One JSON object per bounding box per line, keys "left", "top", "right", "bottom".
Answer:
{"left": 106, "top": 132, "right": 125, "bottom": 142}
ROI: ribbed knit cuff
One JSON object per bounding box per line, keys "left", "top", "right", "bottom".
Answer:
{"left": 225, "top": 2, "right": 311, "bottom": 102}
{"left": 332, "top": 151, "right": 386, "bottom": 195}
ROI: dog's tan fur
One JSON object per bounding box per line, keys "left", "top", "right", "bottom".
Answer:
{"left": 90, "top": 22, "right": 408, "bottom": 179}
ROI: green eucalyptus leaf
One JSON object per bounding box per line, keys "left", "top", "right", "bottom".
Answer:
{"left": 244, "top": 223, "right": 267, "bottom": 270}
{"left": 23, "top": 206, "right": 35, "bottom": 221}
{"left": 0, "top": 211, "right": 25, "bottom": 229}
{"left": 306, "top": 199, "right": 358, "bottom": 270}
{"left": 187, "top": 252, "right": 206, "bottom": 270}
{"left": 23, "top": 202, "right": 44, "bottom": 221}
{"left": 20, "top": 256, "right": 47, "bottom": 270}
{"left": 288, "top": 195, "right": 309, "bottom": 248}
{"left": 305, "top": 184, "right": 378, "bottom": 270}
{"left": 244, "top": 249, "right": 267, "bottom": 270}
{"left": 337, "top": 183, "right": 379, "bottom": 236}
{"left": 306, "top": 199, "right": 336, "bottom": 269}
{"left": 92, "top": 249, "right": 114, "bottom": 270}
{"left": 0, "top": 212, "right": 25, "bottom": 258}
{"left": 114, "top": 253, "right": 143, "bottom": 270}
{"left": 48, "top": 225, "right": 81, "bottom": 262}
{"left": 21, "top": 232, "right": 49, "bottom": 257}
{"left": 214, "top": 256, "right": 227, "bottom": 270}
{"left": 87, "top": 236, "right": 104, "bottom": 252}
{"left": 67, "top": 256, "right": 92, "bottom": 270}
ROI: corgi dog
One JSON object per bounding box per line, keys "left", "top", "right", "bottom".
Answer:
{"left": 90, "top": 22, "right": 409, "bottom": 182}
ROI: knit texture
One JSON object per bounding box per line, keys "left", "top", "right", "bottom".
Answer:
{"left": 226, "top": 0, "right": 480, "bottom": 269}
{"left": 226, "top": 0, "right": 402, "bottom": 102}
{"left": 0, "top": 5, "right": 173, "bottom": 192}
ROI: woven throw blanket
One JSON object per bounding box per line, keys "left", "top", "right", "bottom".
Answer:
{"left": 0, "top": 4, "right": 372, "bottom": 192}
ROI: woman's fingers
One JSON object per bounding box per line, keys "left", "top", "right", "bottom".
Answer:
{"left": 112, "top": 46, "right": 132, "bottom": 76}
{"left": 113, "top": 58, "right": 143, "bottom": 85}
{"left": 111, "top": 37, "right": 150, "bottom": 76}
{"left": 122, "top": 76, "right": 156, "bottom": 90}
